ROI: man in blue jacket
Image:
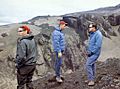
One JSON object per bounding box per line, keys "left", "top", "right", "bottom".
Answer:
{"left": 85, "top": 23, "right": 102, "bottom": 86}
{"left": 52, "top": 20, "right": 67, "bottom": 83}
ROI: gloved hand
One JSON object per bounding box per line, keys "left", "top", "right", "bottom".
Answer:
{"left": 87, "top": 51, "right": 94, "bottom": 57}
{"left": 58, "top": 52, "right": 62, "bottom": 58}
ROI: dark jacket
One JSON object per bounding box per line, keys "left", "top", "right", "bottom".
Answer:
{"left": 52, "top": 26, "right": 65, "bottom": 52}
{"left": 16, "top": 35, "right": 38, "bottom": 68}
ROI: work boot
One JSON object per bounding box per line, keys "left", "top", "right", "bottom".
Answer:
{"left": 88, "top": 81, "right": 95, "bottom": 86}
{"left": 56, "top": 77, "right": 63, "bottom": 83}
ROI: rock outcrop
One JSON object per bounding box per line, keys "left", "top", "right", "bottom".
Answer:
{"left": 63, "top": 13, "right": 118, "bottom": 41}
{"left": 108, "top": 14, "right": 120, "bottom": 26}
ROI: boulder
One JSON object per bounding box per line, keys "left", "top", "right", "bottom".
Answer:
{"left": 108, "top": 14, "right": 120, "bottom": 26}
{"left": 1, "top": 32, "right": 9, "bottom": 37}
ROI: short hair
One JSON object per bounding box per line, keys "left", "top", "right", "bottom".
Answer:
{"left": 19, "top": 25, "right": 31, "bottom": 34}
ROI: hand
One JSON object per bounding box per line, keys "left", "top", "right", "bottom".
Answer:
{"left": 87, "top": 51, "right": 94, "bottom": 57}
{"left": 61, "top": 50, "right": 65, "bottom": 55}
{"left": 58, "top": 52, "right": 62, "bottom": 58}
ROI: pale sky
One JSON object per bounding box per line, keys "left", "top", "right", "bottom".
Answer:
{"left": 0, "top": 0, "right": 120, "bottom": 25}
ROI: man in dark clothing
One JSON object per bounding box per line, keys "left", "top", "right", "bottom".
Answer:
{"left": 16, "top": 25, "right": 38, "bottom": 89}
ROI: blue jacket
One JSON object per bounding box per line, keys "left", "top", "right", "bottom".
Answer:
{"left": 87, "top": 30, "right": 102, "bottom": 55}
{"left": 52, "top": 27, "right": 65, "bottom": 52}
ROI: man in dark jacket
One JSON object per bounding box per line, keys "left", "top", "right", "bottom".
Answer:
{"left": 16, "top": 25, "right": 38, "bottom": 89}
{"left": 85, "top": 23, "right": 102, "bottom": 86}
{"left": 52, "top": 20, "right": 67, "bottom": 83}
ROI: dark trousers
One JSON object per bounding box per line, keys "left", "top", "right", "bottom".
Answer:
{"left": 55, "top": 52, "right": 62, "bottom": 77}
{"left": 17, "top": 65, "right": 36, "bottom": 89}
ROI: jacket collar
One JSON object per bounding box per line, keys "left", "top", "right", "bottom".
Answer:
{"left": 89, "top": 29, "right": 99, "bottom": 35}
{"left": 17, "top": 35, "right": 34, "bottom": 42}
{"left": 55, "top": 26, "right": 62, "bottom": 32}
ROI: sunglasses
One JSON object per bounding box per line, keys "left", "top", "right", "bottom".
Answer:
{"left": 18, "top": 28, "right": 24, "bottom": 32}
{"left": 18, "top": 30, "right": 23, "bottom": 32}
{"left": 89, "top": 27, "right": 93, "bottom": 28}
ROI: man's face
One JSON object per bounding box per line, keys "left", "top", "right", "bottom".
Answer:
{"left": 18, "top": 28, "right": 27, "bottom": 36}
{"left": 60, "top": 24, "right": 66, "bottom": 30}
{"left": 89, "top": 27, "right": 94, "bottom": 32}
{"left": 88, "top": 24, "right": 96, "bottom": 32}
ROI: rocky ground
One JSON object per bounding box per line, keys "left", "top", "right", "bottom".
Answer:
{"left": 33, "top": 58, "right": 120, "bottom": 89}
